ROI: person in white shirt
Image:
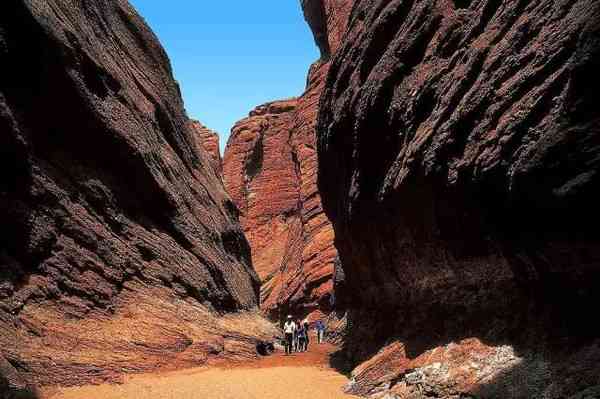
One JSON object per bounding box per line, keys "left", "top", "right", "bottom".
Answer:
{"left": 283, "top": 315, "right": 296, "bottom": 355}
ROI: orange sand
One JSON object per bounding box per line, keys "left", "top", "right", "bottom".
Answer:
{"left": 43, "top": 342, "right": 358, "bottom": 399}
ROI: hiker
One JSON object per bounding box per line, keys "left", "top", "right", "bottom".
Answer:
{"left": 294, "top": 319, "right": 302, "bottom": 352}
{"left": 297, "top": 322, "right": 307, "bottom": 352}
{"left": 316, "top": 319, "right": 325, "bottom": 344}
{"left": 283, "top": 315, "right": 296, "bottom": 355}
{"left": 303, "top": 319, "right": 310, "bottom": 351}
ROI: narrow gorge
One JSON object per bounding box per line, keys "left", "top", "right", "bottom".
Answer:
{"left": 0, "top": 0, "right": 276, "bottom": 396}
{"left": 1, "top": 0, "right": 599, "bottom": 398}
{"left": 222, "top": 0, "right": 353, "bottom": 322}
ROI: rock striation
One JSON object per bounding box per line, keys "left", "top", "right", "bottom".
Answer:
{"left": 0, "top": 0, "right": 276, "bottom": 394}
{"left": 189, "top": 119, "right": 223, "bottom": 178}
{"left": 223, "top": 99, "right": 304, "bottom": 316}
{"left": 222, "top": 0, "right": 353, "bottom": 320}
{"left": 318, "top": 0, "right": 600, "bottom": 397}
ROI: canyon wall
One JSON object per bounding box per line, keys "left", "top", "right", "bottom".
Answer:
{"left": 222, "top": 0, "right": 353, "bottom": 319}
{"left": 223, "top": 99, "right": 305, "bottom": 316}
{"left": 189, "top": 119, "right": 223, "bottom": 178}
{"left": 0, "top": 0, "right": 276, "bottom": 395}
{"left": 317, "top": 0, "right": 600, "bottom": 397}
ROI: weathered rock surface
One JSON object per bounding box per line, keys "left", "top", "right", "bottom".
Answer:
{"left": 318, "top": 0, "right": 600, "bottom": 397}
{"left": 223, "top": 1, "right": 350, "bottom": 318}
{"left": 222, "top": 0, "right": 353, "bottom": 320}
{"left": 0, "top": 0, "right": 276, "bottom": 394}
{"left": 348, "top": 339, "right": 600, "bottom": 399}
{"left": 223, "top": 99, "right": 304, "bottom": 316}
{"left": 189, "top": 119, "right": 223, "bottom": 178}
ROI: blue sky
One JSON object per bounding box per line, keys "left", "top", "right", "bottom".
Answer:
{"left": 129, "top": 1, "right": 319, "bottom": 153}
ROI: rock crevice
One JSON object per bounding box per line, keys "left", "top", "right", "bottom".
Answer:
{"left": 223, "top": 1, "right": 353, "bottom": 320}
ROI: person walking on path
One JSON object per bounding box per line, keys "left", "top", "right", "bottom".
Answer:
{"left": 303, "top": 319, "right": 310, "bottom": 351}
{"left": 297, "top": 323, "right": 307, "bottom": 352}
{"left": 283, "top": 316, "right": 296, "bottom": 355}
{"left": 294, "top": 319, "right": 302, "bottom": 352}
{"left": 316, "top": 320, "right": 326, "bottom": 344}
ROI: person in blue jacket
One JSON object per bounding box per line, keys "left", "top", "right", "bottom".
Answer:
{"left": 315, "top": 319, "right": 326, "bottom": 344}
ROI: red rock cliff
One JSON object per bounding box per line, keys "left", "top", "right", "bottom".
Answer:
{"left": 189, "top": 119, "right": 223, "bottom": 178}
{"left": 222, "top": 0, "right": 353, "bottom": 320}
{"left": 318, "top": 0, "right": 600, "bottom": 397}
{"left": 0, "top": 0, "right": 275, "bottom": 395}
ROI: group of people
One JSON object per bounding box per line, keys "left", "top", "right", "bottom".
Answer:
{"left": 282, "top": 315, "right": 327, "bottom": 355}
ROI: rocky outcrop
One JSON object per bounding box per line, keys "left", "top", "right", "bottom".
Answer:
{"left": 301, "top": 0, "right": 331, "bottom": 59}
{"left": 189, "top": 119, "right": 223, "bottom": 177}
{"left": 223, "top": 99, "right": 304, "bottom": 316}
{"left": 346, "top": 339, "right": 600, "bottom": 398}
{"left": 318, "top": 0, "right": 600, "bottom": 397}
{"left": 0, "top": 0, "right": 276, "bottom": 394}
{"left": 222, "top": 0, "right": 353, "bottom": 320}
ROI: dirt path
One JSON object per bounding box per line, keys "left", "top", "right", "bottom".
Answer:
{"left": 43, "top": 341, "right": 358, "bottom": 399}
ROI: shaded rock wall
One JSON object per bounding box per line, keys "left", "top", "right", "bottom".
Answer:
{"left": 188, "top": 119, "right": 223, "bottom": 178}
{"left": 0, "top": 0, "right": 276, "bottom": 393}
{"left": 302, "top": 0, "right": 331, "bottom": 58}
{"left": 222, "top": 0, "right": 353, "bottom": 320}
{"left": 317, "top": 0, "right": 600, "bottom": 397}
{"left": 291, "top": 0, "right": 353, "bottom": 319}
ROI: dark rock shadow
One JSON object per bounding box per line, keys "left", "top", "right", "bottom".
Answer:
{"left": 301, "top": 0, "right": 332, "bottom": 60}
{"left": 0, "top": 387, "right": 40, "bottom": 399}
{"left": 328, "top": 348, "right": 354, "bottom": 378}
{"left": 334, "top": 271, "right": 600, "bottom": 398}
{"left": 471, "top": 344, "right": 600, "bottom": 398}
{"left": 256, "top": 341, "right": 276, "bottom": 356}
{"left": 1, "top": 356, "right": 40, "bottom": 399}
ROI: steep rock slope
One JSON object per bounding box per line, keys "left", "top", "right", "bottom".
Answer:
{"left": 0, "top": 0, "right": 275, "bottom": 394}
{"left": 189, "top": 119, "right": 223, "bottom": 178}
{"left": 318, "top": 0, "right": 600, "bottom": 397}
{"left": 223, "top": 99, "right": 304, "bottom": 315}
{"left": 222, "top": 0, "right": 353, "bottom": 319}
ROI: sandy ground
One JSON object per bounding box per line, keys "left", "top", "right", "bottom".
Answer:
{"left": 43, "top": 339, "right": 358, "bottom": 399}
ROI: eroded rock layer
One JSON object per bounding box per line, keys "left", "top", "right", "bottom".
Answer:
{"left": 223, "top": 99, "right": 304, "bottom": 315}
{"left": 0, "top": 0, "right": 275, "bottom": 394}
{"left": 318, "top": 0, "right": 600, "bottom": 397}
{"left": 223, "top": 0, "right": 353, "bottom": 319}
{"left": 189, "top": 119, "right": 223, "bottom": 178}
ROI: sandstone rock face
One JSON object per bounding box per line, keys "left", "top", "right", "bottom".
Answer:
{"left": 347, "top": 339, "right": 600, "bottom": 398}
{"left": 318, "top": 0, "right": 600, "bottom": 397}
{"left": 222, "top": 0, "right": 353, "bottom": 320}
{"left": 223, "top": 99, "right": 304, "bottom": 316}
{"left": 189, "top": 119, "right": 223, "bottom": 178}
{"left": 0, "top": 0, "right": 276, "bottom": 393}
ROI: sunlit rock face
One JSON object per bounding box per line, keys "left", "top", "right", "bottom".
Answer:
{"left": 222, "top": 0, "right": 353, "bottom": 320}
{"left": 223, "top": 99, "right": 305, "bottom": 316}
{"left": 318, "top": 0, "right": 600, "bottom": 397}
{"left": 189, "top": 119, "right": 223, "bottom": 178}
{"left": 0, "top": 0, "right": 276, "bottom": 393}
